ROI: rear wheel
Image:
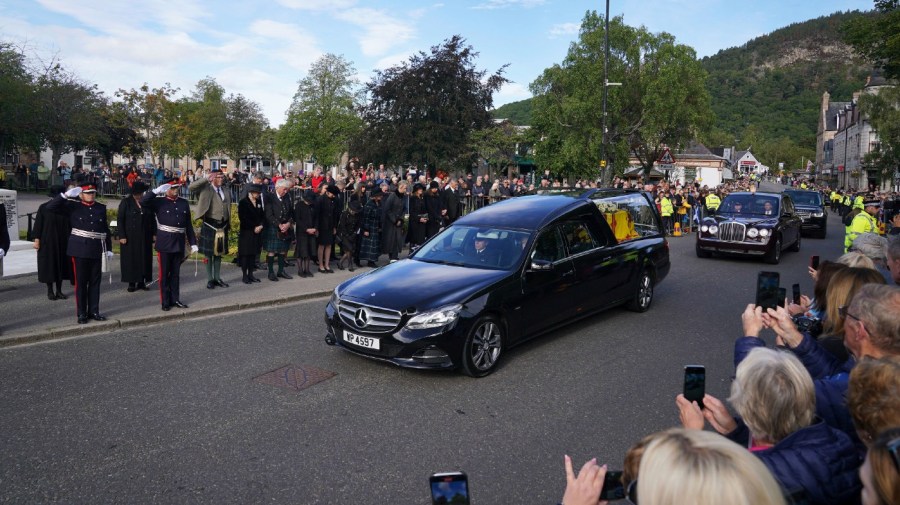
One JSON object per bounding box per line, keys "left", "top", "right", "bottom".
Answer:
{"left": 626, "top": 269, "right": 654, "bottom": 313}
{"left": 765, "top": 236, "right": 782, "bottom": 264}
{"left": 461, "top": 316, "right": 504, "bottom": 377}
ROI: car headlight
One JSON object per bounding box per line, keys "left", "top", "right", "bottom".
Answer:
{"left": 700, "top": 225, "right": 709, "bottom": 233}
{"left": 813, "top": 211, "right": 824, "bottom": 217}
{"left": 747, "top": 228, "right": 759, "bottom": 238}
{"left": 759, "top": 229, "right": 770, "bottom": 237}
{"left": 405, "top": 304, "right": 463, "bottom": 330}
{"left": 708, "top": 225, "right": 719, "bottom": 235}
{"left": 330, "top": 289, "right": 339, "bottom": 307}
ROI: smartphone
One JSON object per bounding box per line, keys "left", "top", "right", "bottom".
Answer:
{"left": 810, "top": 255, "right": 820, "bottom": 270}
{"left": 755, "top": 271, "right": 781, "bottom": 310}
{"left": 599, "top": 470, "right": 626, "bottom": 500}
{"left": 683, "top": 365, "right": 705, "bottom": 409}
{"left": 792, "top": 283, "right": 801, "bottom": 305}
{"left": 778, "top": 287, "right": 787, "bottom": 308}
{"left": 430, "top": 472, "right": 470, "bottom": 505}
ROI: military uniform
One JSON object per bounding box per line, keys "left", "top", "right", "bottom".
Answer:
{"left": 47, "top": 186, "right": 113, "bottom": 323}
{"left": 142, "top": 183, "right": 197, "bottom": 310}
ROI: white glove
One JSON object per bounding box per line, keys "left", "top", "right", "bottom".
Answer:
{"left": 106, "top": 251, "right": 114, "bottom": 259}
{"left": 0, "top": 248, "right": 5, "bottom": 259}
{"left": 154, "top": 183, "right": 172, "bottom": 195}
{"left": 190, "top": 245, "right": 199, "bottom": 253}
{"left": 64, "top": 187, "right": 82, "bottom": 198}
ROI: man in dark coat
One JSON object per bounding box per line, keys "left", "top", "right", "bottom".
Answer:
{"left": 424, "top": 181, "right": 445, "bottom": 239}
{"left": 117, "top": 181, "right": 155, "bottom": 292}
{"left": 381, "top": 181, "right": 407, "bottom": 262}
{"left": 263, "top": 179, "right": 294, "bottom": 281}
{"left": 33, "top": 186, "right": 73, "bottom": 300}
{"left": 359, "top": 187, "right": 384, "bottom": 267}
{"left": 47, "top": 184, "right": 114, "bottom": 324}
{"left": 141, "top": 180, "right": 198, "bottom": 311}
{"left": 237, "top": 184, "right": 265, "bottom": 284}
{"left": 408, "top": 183, "right": 428, "bottom": 249}
{"left": 442, "top": 178, "right": 462, "bottom": 224}
{"left": 294, "top": 188, "right": 318, "bottom": 277}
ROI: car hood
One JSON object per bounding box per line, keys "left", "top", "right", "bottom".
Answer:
{"left": 338, "top": 259, "right": 511, "bottom": 311}
{"left": 707, "top": 215, "right": 780, "bottom": 228}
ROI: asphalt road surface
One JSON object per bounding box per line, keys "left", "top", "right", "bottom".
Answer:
{"left": 0, "top": 198, "right": 848, "bottom": 504}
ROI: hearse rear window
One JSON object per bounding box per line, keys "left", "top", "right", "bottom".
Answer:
{"left": 591, "top": 193, "right": 661, "bottom": 243}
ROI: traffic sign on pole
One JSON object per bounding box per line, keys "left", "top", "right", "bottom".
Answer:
{"left": 657, "top": 148, "right": 676, "bottom": 165}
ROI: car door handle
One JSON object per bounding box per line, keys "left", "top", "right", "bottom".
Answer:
{"left": 562, "top": 270, "right": 574, "bottom": 277}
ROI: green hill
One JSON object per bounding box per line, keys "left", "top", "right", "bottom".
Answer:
{"left": 494, "top": 10, "right": 874, "bottom": 156}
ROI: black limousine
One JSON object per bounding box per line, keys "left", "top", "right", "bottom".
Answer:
{"left": 324, "top": 189, "right": 670, "bottom": 377}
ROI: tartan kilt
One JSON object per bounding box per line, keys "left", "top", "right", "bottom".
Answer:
{"left": 263, "top": 225, "right": 293, "bottom": 253}
{"left": 359, "top": 232, "right": 381, "bottom": 262}
{"left": 198, "top": 223, "right": 230, "bottom": 256}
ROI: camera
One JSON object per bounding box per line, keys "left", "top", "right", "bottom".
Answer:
{"left": 792, "top": 315, "right": 823, "bottom": 338}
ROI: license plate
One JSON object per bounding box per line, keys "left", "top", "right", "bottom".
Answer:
{"left": 344, "top": 330, "right": 380, "bottom": 350}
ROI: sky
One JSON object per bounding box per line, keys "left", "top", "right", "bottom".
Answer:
{"left": 1, "top": 0, "right": 875, "bottom": 127}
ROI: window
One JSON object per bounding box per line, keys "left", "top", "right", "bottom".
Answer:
{"left": 531, "top": 228, "right": 565, "bottom": 263}
{"left": 560, "top": 221, "right": 598, "bottom": 255}
{"left": 591, "top": 193, "right": 661, "bottom": 243}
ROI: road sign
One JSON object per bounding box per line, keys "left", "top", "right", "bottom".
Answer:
{"left": 658, "top": 164, "right": 674, "bottom": 171}
{"left": 657, "top": 148, "right": 676, "bottom": 165}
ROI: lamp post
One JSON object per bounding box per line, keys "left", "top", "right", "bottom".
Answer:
{"left": 601, "top": 0, "right": 621, "bottom": 186}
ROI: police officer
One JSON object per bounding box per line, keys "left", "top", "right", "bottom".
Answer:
{"left": 846, "top": 199, "right": 880, "bottom": 253}
{"left": 705, "top": 190, "right": 721, "bottom": 215}
{"left": 47, "top": 184, "right": 113, "bottom": 324}
{"left": 142, "top": 180, "right": 198, "bottom": 311}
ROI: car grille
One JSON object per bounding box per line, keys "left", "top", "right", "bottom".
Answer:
{"left": 796, "top": 211, "right": 811, "bottom": 219}
{"left": 338, "top": 299, "right": 403, "bottom": 334}
{"left": 719, "top": 222, "right": 746, "bottom": 242}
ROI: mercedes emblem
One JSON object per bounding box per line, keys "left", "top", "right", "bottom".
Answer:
{"left": 354, "top": 308, "right": 370, "bottom": 328}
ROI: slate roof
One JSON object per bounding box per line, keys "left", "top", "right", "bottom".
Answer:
{"left": 825, "top": 102, "right": 849, "bottom": 131}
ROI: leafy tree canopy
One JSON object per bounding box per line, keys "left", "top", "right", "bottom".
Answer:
{"left": 842, "top": 1, "right": 900, "bottom": 79}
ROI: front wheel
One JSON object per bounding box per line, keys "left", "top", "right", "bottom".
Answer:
{"left": 461, "top": 316, "right": 504, "bottom": 377}
{"left": 626, "top": 269, "right": 654, "bottom": 312}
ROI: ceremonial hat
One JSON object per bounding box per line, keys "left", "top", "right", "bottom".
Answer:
{"left": 166, "top": 179, "right": 182, "bottom": 187}
{"left": 80, "top": 184, "right": 97, "bottom": 193}
{"left": 326, "top": 184, "right": 340, "bottom": 196}
{"left": 864, "top": 199, "right": 882, "bottom": 208}
{"left": 130, "top": 180, "right": 149, "bottom": 194}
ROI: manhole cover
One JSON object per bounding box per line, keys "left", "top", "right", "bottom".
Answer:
{"left": 253, "top": 364, "right": 336, "bottom": 392}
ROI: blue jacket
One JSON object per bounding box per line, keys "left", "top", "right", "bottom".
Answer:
{"left": 46, "top": 195, "right": 112, "bottom": 259}
{"left": 141, "top": 193, "right": 196, "bottom": 254}
{"left": 726, "top": 419, "right": 862, "bottom": 505}
{"left": 734, "top": 336, "right": 861, "bottom": 452}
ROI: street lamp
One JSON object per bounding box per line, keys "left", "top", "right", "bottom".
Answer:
{"left": 601, "top": 0, "right": 621, "bottom": 186}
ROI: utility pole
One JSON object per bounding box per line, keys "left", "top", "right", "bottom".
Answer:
{"left": 601, "top": 0, "right": 610, "bottom": 185}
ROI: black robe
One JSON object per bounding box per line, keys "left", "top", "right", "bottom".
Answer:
{"left": 117, "top": 196, "right": 155, "bottom": 284}
{"left": 33, "top": 201, "right": 73, "bottom": 284}
{"left": 237, "top": 196, "right": 265, "bottom": 257}
{"left": 408, "top": 195, "right": 428, "bottom": 246}
{"left": 315, "top": 195, "right": 337, "bottom": 246}
{"left": 424, "top": 191, "right": 445, "bottom": 238}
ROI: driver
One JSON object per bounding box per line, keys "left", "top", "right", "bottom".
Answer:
{"left": 763, "top": 201, "right": 775, "bottom": 216}
{"left": 732, "top": 201, "right": 744, "bottom": 214}
{"left": 468, "top": 232, "right": 500, "bottom": 265}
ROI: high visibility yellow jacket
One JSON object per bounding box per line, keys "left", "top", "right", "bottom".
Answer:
{"left": 854, "top": 195, "right": 864, "bottom": 210}
{"left": 660, "top": 197, "right": 674, "bottom": 217}
{"left": 843, "top": 195, "right": 851, "bottom": 206}
{"left": 845, "top": 211, "right": 877, "bottom": 252}
{"left": 830, "top": 191, "right": 837, "bottom": 202}
{"left": 706, "top": 194, "right": 721, "bottom": 211}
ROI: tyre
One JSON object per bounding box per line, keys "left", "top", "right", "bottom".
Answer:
{"left": 765, "top": 236, "right": 782, "bottom": 264}
{"left": 626, "top": 269, "right": 654, "bottom": 313}
{"left": 696, "top": 242, "right": 712, "bottom": 258}
{"left": 461, "top": 315, "right": 504, "bottom": 377}
{"left": 790, "top": 232, "right": 801, "bottom": 252}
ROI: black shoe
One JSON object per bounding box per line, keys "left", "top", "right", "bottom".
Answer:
{"left": 55, "top": 292, "right": 67, "bottom": 300}
{"left": 174, "top": 301, "right": 189, "bottom": 309}
{"left": 162, "top": 305, "right": 171, "bottom": 311}
{"left": 366, "top": 261, "right": 378, "bottom": 268}
{"left": 348, "top": 264, "right": 355, "bottom": 272}
{"left": 277, "top": 271, "right": 293, "bottom": 279}
{"left": 207, "top": 281, "right": 216, "bottom": 289}
{"left": 89, "top": 313, "right": 107, "bottom": 321}
{"left": 77, "top": 314, "right": 88, "bottom": 324}
{"left": 268, "top": 272, "right": 278, "bottom": 281}
{"left": 250, "top": 274, "right": 261, "bottom": 283}
{"left": 243, "top": 275, "right": 252, "bottom": 284}
{"left": 215, "top": 279, "right": 229, "bottom": 288}
{"left": 324, "top": 268, "right": 334, "bottom": 274}
{"left": 48, "top": 292, "right": 57, "bottom": 301}
{"left": 336, "top": 259, "right": 345, "bottom": 270}
{"left": 127, "top": 284, "right": 136, "bottom": 293}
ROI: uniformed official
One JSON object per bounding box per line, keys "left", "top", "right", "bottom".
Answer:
{"left": 142, "top": 180, "right": 198, "bottom": 311}
{"left": 47, "top": 184, "right": 113, "bottom": 324}
{"left": 846, "top": 200, "right": 880, "bottom": 253}
{"left": 190, "top": 168, "right": 231, "bottom": 289}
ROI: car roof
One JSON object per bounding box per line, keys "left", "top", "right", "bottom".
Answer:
{"left": 725, "top": 191, "right": 781, "bottom": 198}
{"left": 454, "top": 194, "right": 590, "bottom": 231}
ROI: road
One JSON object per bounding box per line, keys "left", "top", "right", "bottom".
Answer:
{"left": 0, "top": 194, "right": 847, "bottom": 504}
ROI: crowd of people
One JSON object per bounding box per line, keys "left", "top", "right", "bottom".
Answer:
{"left": 561, "top": 239, "right": 900, "bottom": 504}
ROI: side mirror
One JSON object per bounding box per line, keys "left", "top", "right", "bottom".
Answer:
{"left": 529, "top": 259, "right": 553, "bottom": 271}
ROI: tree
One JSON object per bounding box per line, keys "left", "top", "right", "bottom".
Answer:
{"left": 33, "top": 66, "right": 105, "bottom": 170}
{"left": 529, "top": 12, "right": 713, "bottom": 182}
{"left": 95, "top": 99, "right": 145, "bottom": 167}
{"left": 468, "top": 121, "right": 522, "bottom": 179}
{"left": 182, "top": 77, "right": 227, "bottom": 166}
{"left": 222, "top": 93, "right": 268, "bottom": 166}
{"left": 116, "top": 83, "right": 178, "bottom": 166}
{"left": 356, "top": 35, "right": 508, "bottom": 172}
{"left": 276, "top": 54, "right": 362, "bottom": 168}
{"left": 842, "top": 1, "right": 900, "bottom": 79}
{"left": 859, "top": 86, "right": 900, "bottom": 185}
{"left": 0, "top": 42, "right": 39, "bottom": 158}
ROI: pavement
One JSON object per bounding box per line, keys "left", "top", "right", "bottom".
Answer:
{"left": 0, "top": 243, "right": 366, "bottom": 348}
